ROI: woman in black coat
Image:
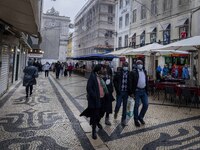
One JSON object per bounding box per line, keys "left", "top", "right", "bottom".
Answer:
{"left": 80, "top": 64, "right": 108, "bottom": 140}
{"left": 23, "top": 60, "right": 38, "bottom": 98}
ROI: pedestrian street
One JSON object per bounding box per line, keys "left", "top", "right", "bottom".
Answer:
{"left": 0, "top": 73, "right": 200, "bottom": 150}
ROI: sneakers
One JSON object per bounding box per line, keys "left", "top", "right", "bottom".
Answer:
{"left": 134, "top": 120, "right": 140, "bottom": 127}
{"left": 114, "top": 113, "right": 118, "bottom": 119}
{"left": 121, "top": 120, "right": 128, "bottom": 126}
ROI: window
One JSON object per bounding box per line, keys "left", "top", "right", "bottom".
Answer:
{"left": 105, "top": 30, "right": 113, "bottom": 38}
{"left": 119, "top": 17, "right": 123, "bottom": 28}
{"left": 180, "top": 27, "right": 188, "bottom": 39}
{"left": 125, "top": 13, "right": 129, "bottom": 26}
{"left": 150, "top": 28, "right": 157, "bottom": 43}
{"left": 164, "top": 0, "right": 172, "bottom": 11}
{"left": 118, "top": 37, "right": 122, "bottom": 48}
{"left": 179, "top": 0, "right": 189, "bottom": 5}
{"left": 108, "top": 17, "right": 113, "bottom": 24}
{"left": 108, "top": 5, "right": 113, "bottom": 14}
{"left": 140, "top": 31, "right": 145, "bottom": 47}
{"left": 125, "top": 0, "right": 129, "bottom": 5}
{"left": 132, "top": 9, "right": 137, "bottom": 23}
{"left": 163, "top": 24, "right": 171, "bottom": 45}
{"left": 120, "top": 0, "right": 123, "bottom": 9}
{"left": 141, "top": 5, "right": 146, "bottom": 19}
{"left": 130, "top": 33, "right": 136, "bottom": 48}
{"left": 124, "top": 35, "right": 128, "bottom": 47}
{"left": 179, "top": 19, "right": 189, "bottom": 39}
{"left": 151, "top": 0, "right": 157, "bottom": 15}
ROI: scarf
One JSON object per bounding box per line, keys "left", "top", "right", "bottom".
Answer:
{"left": 97, "top": 75, "right": 108, "bottom": 94}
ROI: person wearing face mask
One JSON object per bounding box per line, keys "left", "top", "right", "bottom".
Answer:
{"left": 101, "top": 64, "right": 115, "bottom": 126}
{"left": 130, "top": 59, "right": 149, "bottom": 127}
{"left": 113, "top": 62, "right": 131, "bottom": 126}
{"left": 80, "top": 64, "right": 108, "bottom": 140}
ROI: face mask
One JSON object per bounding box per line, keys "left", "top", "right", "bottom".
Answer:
{"left": 106, "top": 79, "right": 110, "bottom": 85}
{"left": 123, "top": 67, "right": 128, "bottom": 71}
{"left": 137, "top": 64, "right": 143, "bottom": 69}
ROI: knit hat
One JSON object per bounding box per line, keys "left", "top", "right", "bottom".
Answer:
{"left": 136, "top": 60, "right": 143, "bottom": 64}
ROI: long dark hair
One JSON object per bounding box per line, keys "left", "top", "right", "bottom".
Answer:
{"left": 92, "top": 64, "right": 102, "bottom": 73}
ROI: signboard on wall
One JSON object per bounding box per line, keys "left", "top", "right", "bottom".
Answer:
{"left": 28, "top": 53, "right": 43, "bottom": 58}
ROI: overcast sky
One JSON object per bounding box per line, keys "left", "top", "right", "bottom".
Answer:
{"left": 43, "top": 0, "right": 88, "bottom": 23}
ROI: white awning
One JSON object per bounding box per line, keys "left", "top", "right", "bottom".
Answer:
{"left": 0, "top": 0, "right": 41, "bottom": 36}
{"left": 175, "top": 18, "right": 189, "bottom": 28}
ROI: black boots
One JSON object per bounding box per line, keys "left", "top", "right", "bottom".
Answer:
{"left": 92, "top": 125, "right": 97, "bottom": 140}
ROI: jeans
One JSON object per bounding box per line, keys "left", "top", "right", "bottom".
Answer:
{"left": 134, "top": 89, "right": 148, "bottom": 121}
{"left": 115, "top": 91, "right": 128, "bottom": 121}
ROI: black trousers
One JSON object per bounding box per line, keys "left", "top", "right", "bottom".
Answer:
{"left": 45, "top": 70, "right": 49, "bottom": 77}
{"left": 90, "top": 98, "right": 105, "bottom": 126}
{"left": 26, "top": 85, "right": 33, "bottom": 96}
{"left": 56, "top": 70, "right": 60, "bottom": 79}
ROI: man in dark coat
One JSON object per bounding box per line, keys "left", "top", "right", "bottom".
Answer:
{"left": 130, "top": 59, "right": 149, "bottom": 127}
{"left": 113, "top": 62, "right": 131, "bottom": 126}
{"left": 54, "top": 61, "right": 62, "bottom": 79}
{"left": 23, "top": 60, "right": 38, "bottom": 98}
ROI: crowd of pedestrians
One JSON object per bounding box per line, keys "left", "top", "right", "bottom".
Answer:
{"left": 23, "top": 59, "right": 149, "bottom": 140}
{"left": 53, "top": 61, "right": 74, "bottom": 79}
{"left": 81, "top": 60, "right": 149, "bottom": 140}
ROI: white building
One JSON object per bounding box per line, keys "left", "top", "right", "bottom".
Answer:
{"left": 115, "top": 0, "right": 200, "bottom": 76}
{"left": 73, "top": 0, "right": 116, "bottom": 57}
{"left": 40, "top": 8, "right": 70, "bottom": 63}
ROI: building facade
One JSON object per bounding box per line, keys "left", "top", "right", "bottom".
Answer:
{"left": 116, "top": 0, "right": 200, "bottom": 48}
{"left": 115, "top": 0, "right": 200, "bottom": 76}
{"left": 73, "top": 0, "right": 116, "bottom": 57}
{"left": 0, "top": 0, "right": 43, "bottom": 97}
{"left": 40, "top": 7, "right": 70, "bottom": 63}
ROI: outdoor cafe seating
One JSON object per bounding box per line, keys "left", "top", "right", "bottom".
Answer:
{"left": 152, "top": 79, "right": 200, "bottom": 110}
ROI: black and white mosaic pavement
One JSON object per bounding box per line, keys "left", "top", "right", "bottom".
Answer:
{"left": 0, "top": 72, "right": 200, "bottom": 150}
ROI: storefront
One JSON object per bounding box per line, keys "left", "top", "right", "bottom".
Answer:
{"left": 164, "top": 54, "right": 190, "bottom": 77}
{"left": 0, "top": 45, "right": 9, "bottom": 96}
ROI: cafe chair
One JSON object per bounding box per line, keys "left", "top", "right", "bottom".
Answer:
{"left": 179, "top": 88, "right": 192, "bottom": 108}
{"left": 164, "top": 86, "right": 176, "bottom": 104}
{"left": 189, "top": 95, "right": 199, "bottom": 111}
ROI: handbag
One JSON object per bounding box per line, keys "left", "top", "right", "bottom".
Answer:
{"left": 126, "top": 96, "right": 134, "bottom": 117}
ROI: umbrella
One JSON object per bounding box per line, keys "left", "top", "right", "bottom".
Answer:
{"left": 73, "top": 53, "right": 117, "bottom": 61}
{"left": 105, "top": 47, "right": 131, "bottom": 56}
{"left": 158, "top": 36, "right": 200, "bottom": 51}
{"left": 158, "top": 36, "right": 200, "bottom": 82}
{"left": 124, "top": 43, "right": 163, "bottom": 55}
{"left": 152, "top": 50, "right": 189, "bottom": 56}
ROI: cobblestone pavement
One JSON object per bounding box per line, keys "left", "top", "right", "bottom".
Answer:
{"left": 0, "top": 72, "right": 200, "bottom": 150}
